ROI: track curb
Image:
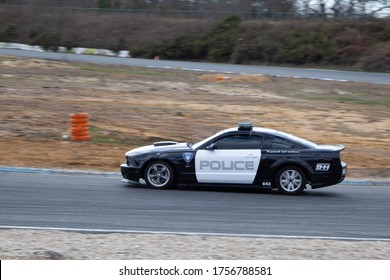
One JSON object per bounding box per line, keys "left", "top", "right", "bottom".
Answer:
{"left": 0, "top": 166, "right": 118, "bottom": 177}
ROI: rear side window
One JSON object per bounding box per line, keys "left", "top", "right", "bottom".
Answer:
{"left": 262, "top": 135, "right": 305, "bottom": 150}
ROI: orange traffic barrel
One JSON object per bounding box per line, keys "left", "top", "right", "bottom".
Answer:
{"left": 70, "top": 113, "right": 90, "bottom": 141}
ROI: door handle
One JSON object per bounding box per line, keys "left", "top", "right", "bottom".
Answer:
{"left": 246, "top": 154, "right": 258, "bottom": 158}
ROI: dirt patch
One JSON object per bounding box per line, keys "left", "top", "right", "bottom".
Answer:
{"left": 0, "top": 55, "right": 389, "bottom": 178}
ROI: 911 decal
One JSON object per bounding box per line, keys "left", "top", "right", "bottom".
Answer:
{"left": 316, "top": 163, "right": 330, "bottom": 171}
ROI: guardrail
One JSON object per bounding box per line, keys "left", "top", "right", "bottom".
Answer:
{"left": 0, "top": 42, "right": 130, "bottom": 58}
{"left": 0, "top": 42, "right": 44, "bottom": 52}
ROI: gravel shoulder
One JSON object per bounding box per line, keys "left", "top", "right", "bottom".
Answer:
{"left": 1, "top": 229, "right": 389, "bottom": 260}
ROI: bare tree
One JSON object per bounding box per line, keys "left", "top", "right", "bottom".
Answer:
{"left": 295, "top": 0, "right": 389, "bottom": 16}
{"left": 364, "top": 0, "right": 390, "bottom": 14}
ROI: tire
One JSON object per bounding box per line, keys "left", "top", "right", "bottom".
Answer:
{"left": 275, "top": 166, "right": 306, "bottom": 195}
{"left": 70, "top": 119, "right": 88, "bottom": 125}
{"left": 71, "top": 135, "right": 90, "bottom": 141}
{"left": 71, "top": 127, "right": 88, "bottom": 134}
{"left": 71, "top": 131, "right": 90, "bottom": 137}
{"left": 70, "top": 113, "right": 89, "bottom": 120}
{"left": 144, "top": 161, "right": 174, "bottom": 189}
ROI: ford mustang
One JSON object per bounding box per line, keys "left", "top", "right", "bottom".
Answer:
{"left": 120, "top": 122, "right": 347, "bottom": 194}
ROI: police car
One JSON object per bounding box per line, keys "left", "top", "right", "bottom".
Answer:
{"left": 120, "top": 122, "right": 347, "bottom": 194}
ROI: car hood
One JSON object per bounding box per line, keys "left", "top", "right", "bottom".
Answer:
{"left": 125, "top": 142, "right": 192, "bottom": 156}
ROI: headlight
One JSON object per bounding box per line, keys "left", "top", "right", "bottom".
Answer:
{"left": 126, "top": 156, "right": 136, "bottom": 167}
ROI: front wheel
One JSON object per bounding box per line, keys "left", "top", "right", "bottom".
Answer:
{"left": 144, "top": 161, "right": 174, "bottom": 189}
{"left": 275, "top": 166, "right": 306, "bottom": 195}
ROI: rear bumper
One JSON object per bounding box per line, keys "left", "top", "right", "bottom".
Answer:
{"left": 120, "top": 164, "right": 141, "bottom": 183}
{"left": 340, "top": 161, "right": 347, "bottom": 182}
{"left": 311, "top": 161, "right": 347, "bottom": 189}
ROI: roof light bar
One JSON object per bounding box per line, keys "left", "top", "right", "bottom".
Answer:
{"left": 238, "top": 121, "right": 253, "bottom": 131}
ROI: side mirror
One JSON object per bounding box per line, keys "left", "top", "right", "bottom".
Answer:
{"left": 206, "top": 143, "right": 217, "bottom": 150}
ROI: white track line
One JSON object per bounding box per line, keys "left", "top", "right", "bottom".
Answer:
{"left": 1, "top": 225, "right": 389, "bottom": 242}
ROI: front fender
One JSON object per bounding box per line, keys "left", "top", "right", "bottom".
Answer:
{"left": 138, "top": 153, "right": 179, "bottom": 180}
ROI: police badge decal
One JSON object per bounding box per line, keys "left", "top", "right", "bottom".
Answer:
{"left": 183, "top": 152, "right": 193, "bottom": 168}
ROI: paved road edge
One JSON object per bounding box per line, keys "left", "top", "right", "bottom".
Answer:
{"left": 1, "top": 166, "right": 388, "bottom": 186}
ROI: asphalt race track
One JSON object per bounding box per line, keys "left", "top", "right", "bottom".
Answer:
{"left": 1, "top": 48, "right": 390, "bottom": 85}
{"left": 1, "top": 170, "right": 389, "bottom": 240}
{"left": 1, "top": 50, "right": 389, "bottom": 240}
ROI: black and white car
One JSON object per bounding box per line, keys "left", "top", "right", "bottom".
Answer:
{"left": 121, "top": 122, "right": 347, "bottom": 194}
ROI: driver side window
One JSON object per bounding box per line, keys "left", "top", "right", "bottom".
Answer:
{"left": 214, "top": 135, "right": 263, "bottom": 150}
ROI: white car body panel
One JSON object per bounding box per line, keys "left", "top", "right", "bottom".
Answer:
{"left": 195, "top": 149, "right": 261, "bottom": 184}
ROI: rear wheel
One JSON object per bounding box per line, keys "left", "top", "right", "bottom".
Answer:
{"left": 144, "top": 161, "right": 174, "bottom": 189}
{"left": 275, "top": 166, "right": 306, "bottom": 195}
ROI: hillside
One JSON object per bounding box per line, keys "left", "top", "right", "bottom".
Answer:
{"left": 0, "top": 55, "right": 389, "bottom": 178}
{"left": 0, "top": 5, "right": 389, "bottom": 71}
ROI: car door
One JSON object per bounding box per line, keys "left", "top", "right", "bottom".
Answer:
{"left": 195, "top": 134, "right": 262, "bottom": 184}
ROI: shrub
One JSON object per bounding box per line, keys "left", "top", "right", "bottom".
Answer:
{"left": 361, "top": 43, "right": 390, "bottom": 72}
{"left": 0, "top": 24, "right": 18, "bottom": 42}
{"left": 31, "top": 33, "right": 61, "bottom": 51}
{"left": 153, "top": 34, "right": 207, "bottom": 60}
{"left": 205, "top": 15, "right": 242, "bottom": 62}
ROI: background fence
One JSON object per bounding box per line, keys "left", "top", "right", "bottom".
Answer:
{"left": 1, "top": 4, "right": 389, "bottom": 20}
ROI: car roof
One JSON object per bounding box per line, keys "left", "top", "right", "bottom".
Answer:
{"left": 193, "top": 126, "right": 318, "bottom": 149}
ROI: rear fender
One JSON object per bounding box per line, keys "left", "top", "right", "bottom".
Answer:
{"left": 269, "top": 159, "right": 313, "bottom": 184}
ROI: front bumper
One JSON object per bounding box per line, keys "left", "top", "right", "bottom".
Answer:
{"left": 120, "top": 164, "right": 141, "bottom": 183}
